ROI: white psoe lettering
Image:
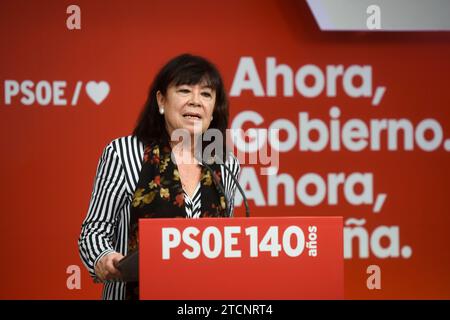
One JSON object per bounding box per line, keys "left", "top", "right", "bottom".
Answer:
{"left": 162, "top": 225, "right": 314, "bottom": 260}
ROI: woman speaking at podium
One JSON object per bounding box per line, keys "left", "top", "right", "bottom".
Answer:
{"left": 78, "top": 54, "right": 240, "bottom": 300}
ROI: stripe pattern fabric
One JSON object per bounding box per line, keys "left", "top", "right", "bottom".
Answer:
{"left": 184, "top": 183, "right": 202, "bottom": 219}
{"left": 78, "top": 135, "right": 240, "bottom": 300}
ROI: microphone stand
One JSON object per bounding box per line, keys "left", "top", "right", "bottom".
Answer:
{"left": 200, "top": 156, "right": 250, "bottom": 218}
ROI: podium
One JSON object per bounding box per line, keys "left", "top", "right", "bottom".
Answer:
{"left": 135, "top": 216, "right": 343, "bottom": 300}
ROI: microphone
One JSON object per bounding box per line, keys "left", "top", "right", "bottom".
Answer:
{"left": 199, "top": 160, "right": 231, "bottom": 217}
{"left": 220, "top": 159, "right": 250, "bottom": 218}
{"left": 198, "top": 154, "right": 250, "bottom": 218}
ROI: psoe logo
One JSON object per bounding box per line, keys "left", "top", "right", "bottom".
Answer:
{"left": 3, "top": 80, "right": 110, "bottom": 106}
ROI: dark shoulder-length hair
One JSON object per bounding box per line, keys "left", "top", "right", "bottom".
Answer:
{"left": 133, "top": 53, "right": 229, "bottom": 158}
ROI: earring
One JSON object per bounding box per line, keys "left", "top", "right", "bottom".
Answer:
{"left": 159, "top": 107, "right": 164, "bottom": 115}
{"left": 211, "top": 116, "right": 213, "bottom": 121}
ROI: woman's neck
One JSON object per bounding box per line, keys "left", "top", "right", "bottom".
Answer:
{"left": 170, "top": 138, "right": 201, "bottom": 166}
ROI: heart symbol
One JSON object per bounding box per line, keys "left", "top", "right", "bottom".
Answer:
{"left": 85, "top": 81, "right": 110, "bottom": 105}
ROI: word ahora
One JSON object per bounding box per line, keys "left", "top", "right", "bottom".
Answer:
{"left": 230, "top": 57, "right": 374, "bottom": 98}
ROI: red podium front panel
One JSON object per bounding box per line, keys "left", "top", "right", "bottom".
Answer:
{"left": 139, "top": 217, "right": 343, "bottom": 299}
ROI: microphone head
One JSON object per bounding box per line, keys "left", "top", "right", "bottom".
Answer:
{"left": 204, "top": 156, "right": 215, "bottom": 165}
{"left": 194, "top": 153, "right": 216, "bottom": 166}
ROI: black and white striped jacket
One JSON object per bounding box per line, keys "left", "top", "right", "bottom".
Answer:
{"left": 78, "top": 135, "right": 240, "bottom": 300}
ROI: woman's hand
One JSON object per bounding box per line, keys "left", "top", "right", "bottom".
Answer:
{"left": 95, "top": 252, "right": 124, "bottom": 281}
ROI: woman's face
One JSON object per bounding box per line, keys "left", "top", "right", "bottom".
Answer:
{"left": 157, "top": 83, "right": 216, "bottom": 139}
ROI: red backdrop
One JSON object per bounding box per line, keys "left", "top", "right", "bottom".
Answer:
{"left": 0, "top": 0, "right": 449, "bottom": 299}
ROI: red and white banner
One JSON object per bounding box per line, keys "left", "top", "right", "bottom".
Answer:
{"left": 0, "top": 0, "right": 449, "bottom": 299}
